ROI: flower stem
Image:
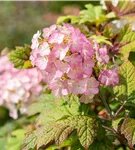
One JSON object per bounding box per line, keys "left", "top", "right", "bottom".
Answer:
{"left": 100, "top": 96, "right": 113, "bottom": 118}
{"left": 102, "top": 125, "right": 116, "bottom": 133}
{"left": 114, "top": 103, "right": 124, "bottom": 117}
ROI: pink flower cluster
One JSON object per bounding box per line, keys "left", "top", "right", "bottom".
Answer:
{"left": 30, "top": 24, "right": 119, "bottom": 102}
{"left": 99, "top": 69, "right": 119, "bottom": 86}
{"left": 0, "top": 56, "right": 42, "bottom": 119}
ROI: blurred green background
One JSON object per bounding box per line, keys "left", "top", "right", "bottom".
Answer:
{"left": 0, "top": 1, "right": 99, "bottom": 51}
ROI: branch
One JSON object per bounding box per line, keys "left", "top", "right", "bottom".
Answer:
{"left": 100, "top": 95, "right": 113, "bottom": 118}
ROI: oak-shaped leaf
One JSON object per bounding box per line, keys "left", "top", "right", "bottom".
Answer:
{"left": 113, "top": 61, "right": 135, "bottom": 104}
{"left": 36, "top": 95, "right": 82, "bottom": 126}
{"left": 90, "top": 35, "right": 112, "bottom": 46}
{"left": 116, "top": 24, "right": 135, "bottom": 59}
{"left": 23, "top": 94, "right": 97, "bottom": 150}
{"left": 118, "top": 24, "right": 135, "bottom": 43}
{"left": 57, "top": 4, "right": 115, "bottom": 26}
{"left": 23, "top": 115, "right": 97, "bottom": 150}
{"left": 22, "top": 131, "right": 37, "bottom": 150}
{"left": 105, "top": 1, "right": 135, "bottom": 21}
{"left": 79, "top": 4, "right": 115, "bottom": 25}
{"left": 8, "top": 44, "right": 32, "bottom": 69}
{"left": 121, "top": 118, "right": 135, "bottom": 149}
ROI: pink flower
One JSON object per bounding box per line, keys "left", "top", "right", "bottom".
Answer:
{"left": 31, "top": 30, "right": 41, "bottom": 49}
{"left": 42, "top": 62, "right": 63, "bottom": 84}
{"left": 85, "top": 77, "right": 99, "bottom": 96}
{"left": 66, "top": 54, "right": 83, "bottom": 79}
{"left": 98, "top": 69, "right": 119, "bottom": 86}
{"left": 81, "top": 43, "right": 94, "bottom": 59}
{"left": 64, "top": 53, "right": 82, "bottom": 67}
{"left": 96, "top": 47, "right": 109, "bottom": 64}
{"left": 6, "top": 104, "right": 18, "bottom": 119}
{"left": 57, "top": 27, "right": 70, "bottom": 35}
{"left": 83, "top": 59, "right": 95, "bottom": 76}
{"left": 30, "top": 24, "right": 104, "bottom": 98}
{"left": 30, "top": 49, "right": 39, "bottom": 65}
{"left": 67, "top": 65, "right": 83, "bottom": 80}
{"left": 39, "top": 42, "right": 50, "bottom": 56}
{"left": 52, "top": 43, "right": 69, "bottom": 60}
{"left": 35, "top": 56, "right": 48, "bottom": 70}
{"left": 0, "top": 56, "right": 13, "bottom": 73}
{"left": 55, "top": 60, "right": 70, "bottom": 73}
{"left": 48, "top": 32, "right": 64, "bottom": 44}
{"left": 71, "top": 79, "right": 87, "bottom": 94}
{"left": 58, "top": 24, "right": 75, "bottom": 35}
{"left": 69, "top": 30, "right": 84, "bottom": 53}
{"left": 42, "top": 24, "right": 56, "bottom": 38}
{"left": 49, "top": 79, "right": 69, "bottom": 97}
{"left": 0, "top": 56, "right": 42, "bottom": 119}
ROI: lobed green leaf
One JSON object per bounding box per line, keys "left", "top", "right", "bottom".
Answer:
{"left": 8, "top": 44, "right": 32, "bottom": 69}
{"left": 121, "top": 118, "right": 135, "bottom": 148}
{"left": 113, "top": 61, "right": 135, "bottom": 104}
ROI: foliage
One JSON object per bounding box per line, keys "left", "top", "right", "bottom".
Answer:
{"left": 121, "top": 118, "right": 135, "bottom": 149}
{"left": 23, "top": 95, "right": 97, "bottom": 149}
{"left": 8, "top": 44, "right": 32, "bottom": 69}
{"left": 105, "top": 1, "right": 135, "bottom": 21}
{"left": 113, "top": 61, "right": 135, "bottom": 104}
{"left": 2, "top": 1, "right": 135, "bottom": 150}
{"left": 7, "top": 129, "right": 26, "bottom": 150}
{"left": 57, "top": 3, "right": 116, "bottom": 26}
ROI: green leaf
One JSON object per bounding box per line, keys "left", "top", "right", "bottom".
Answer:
{"left": 103, "top": 26, "right": 114, "bottom": 38}
{"left": 88, "top": 120, "right": 114, "bottom": 150}
{"left": 90, "top": 35, "right": 112, "bottom": 46}
{"left": 120, "top": 41, "right": 135, "bottom": 60}
{"left": 35, "top": 119, "right": 73, "bottom": 149}
{"left": 79, "top": 4, "right": 106, "bottom": 24}
{"left": 36, "top": 95, "right": 82, "bottom": 126}
{"left": 113, "top": 61, "right": 135, "bottom": 104}
{"left": 33, "top": 116, "right": 96, "bottom": 150}
{"left": 112, "top": 118, "right": 124, "bottom": 131}
{"left": 121, "top": 118, "right": 135, "bottom": 148}
{"left": 23, "top": 95, "right": 97, "bottom": 149}
{"left": 27, "top": 93, "right": 55, "bottom": 116}
{"left": 129, "top": 52, "right": 135, "bottom": 66}
{"left": 57, "top": 15, "right": 80, "bottom": 25}
{"left": 7, "top": 129, "right": 26, "bottom": 150}
{"left": 0, "top": 137, "right": 7, "bottom": 150}
{"left": 104, "top": 0, "right": 135, "bottom": 21}
{"left": 116, "top": 147, "right": 130, "bottom": 150}
{"left": 106, "top": 1, "right": 135, "bottom": 21}
{"left": 75, "top": 116, "right": 96, "bottom": 149}
{"left": 0, "top": 121, "right": 18, "bottom": 137}
{"left": 70, "top": 140, "right": 84, "bottom": 150}
{"left": 117, "top": 24, "right": 135, "bottom": 59}
{"left": 23, "top": 60, "right": 33, "bottom": 69}
{"left": 46, "top": 132, "right": 78, "bottom": 150}
{"left": 57, "top": 4, "right": 115, "bottom": 26}
{"left": 8, "top": 44, "right": 32, "bottom": 69}
{"left": 117, "top": 24, "right": 135, "bottom": 43}
{"left": 22, "top": 132, "right": 37, "bottom": 150}
{"left": 88, "top": 138, "right": 114, "bottom": 150}
{"left": 79, "top": 4, "right": 115, "bottom": 25}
